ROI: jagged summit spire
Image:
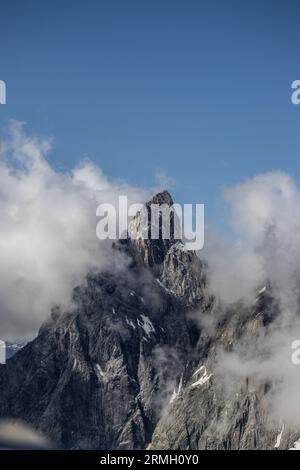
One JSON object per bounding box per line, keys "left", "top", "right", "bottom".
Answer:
{"left": 147, "top": 190, "right": 174, "bottom": 207}
{"left": 128, "top": 190, "right": 178, "bottom": 267}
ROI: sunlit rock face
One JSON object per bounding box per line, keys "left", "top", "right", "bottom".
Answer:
{"left": 128, "top": 190, "right": 178, "bottom": 268}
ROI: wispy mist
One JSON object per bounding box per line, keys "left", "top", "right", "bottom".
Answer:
{"left": 0, "top": 121, "right": 151, "bottom": 341}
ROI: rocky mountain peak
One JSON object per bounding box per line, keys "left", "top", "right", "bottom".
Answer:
{"left": 147, "top": 190, "right": 174, "bottom": 207}
{"left": 128, "top": 190, "right": 178, "bottom": 268}
{"left": 0, "top": 185, "right": 286, "bottom": 451}
{"left": 126, "top": 190, "right": 207, "bottom": 307}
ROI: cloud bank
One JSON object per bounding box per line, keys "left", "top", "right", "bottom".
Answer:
{"left": 205, "top": 171, "right": 300, "bottom": 307}
{"left": 203, "top": 171, "right": 300, "bottom": 429}
{"left": 0, "top": 121, "right": 151, "bottom": 341}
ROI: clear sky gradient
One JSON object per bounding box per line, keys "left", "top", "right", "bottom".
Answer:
{"left": 1, "top": 0, "right": 300, "bottom": 224}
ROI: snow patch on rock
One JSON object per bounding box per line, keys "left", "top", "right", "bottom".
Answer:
{"left": 125, "top": 317, "right": 136, "bottom": 329}
{"left": 191, "top": 365, "right": 212, "bottom": 387}
{"left": 289, "top": 438, "right": 300, "bottom": 450}
{"left": 274, "top": 424, "right": 284, "bottom": 448}
{"left": 96, "top": 363, "right": 105, "bottom": 379}
{"left": 170, "top": 374, "right": 183, "bottom": 404}
{"left": 138, "top": 314, "right": 155, "bottom": 337}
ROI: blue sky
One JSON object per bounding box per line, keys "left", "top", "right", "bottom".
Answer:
{"left": 1, "top": 0, "right": 300, "bottom": 225}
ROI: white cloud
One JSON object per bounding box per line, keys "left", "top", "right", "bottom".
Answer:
{"left": 204, "top": 171, "right": 300, "bottom": 306}
{"left": 0, "top": 121, "right": 151, "bottom": 341}
{"left": 203, "top": 171, "right": 300, "bottom": 428}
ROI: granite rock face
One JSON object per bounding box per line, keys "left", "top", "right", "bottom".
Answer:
{"left": 149, "top": 287, "right": 300, "bottom": 450}
{"left": 0, "top": 191, "right": 297, "bottom": 450}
